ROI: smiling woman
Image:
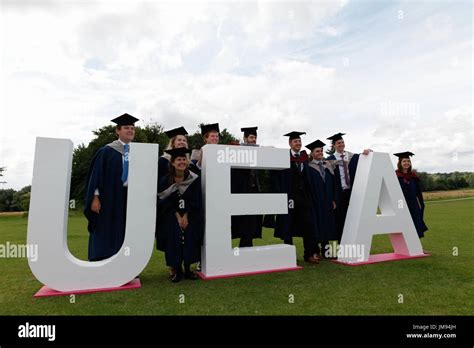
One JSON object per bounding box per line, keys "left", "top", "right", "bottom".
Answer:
{"left": 156, "top": 147, "right": 202, "bottom": 283}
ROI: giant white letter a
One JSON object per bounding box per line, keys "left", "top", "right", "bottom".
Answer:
{"left": 337, "top": 152, "right": 426, "bottom": 264}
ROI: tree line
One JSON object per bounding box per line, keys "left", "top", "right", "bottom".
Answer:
{"left": 0, "top": 123, "right": 472, "bottom": 212}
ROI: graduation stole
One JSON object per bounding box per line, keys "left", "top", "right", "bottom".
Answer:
{"left": 309, "top": 159, "right": 334, "bottom": 176}
{"left": 325, "top": 151, "right": 354, "bottom": 172}
{"left": 290, "top": 150, "right": 308, "bottom": 163}
{"left": 396, "top": 170, "right": 419, "bottom": 183}
{"left": 158, "top": 171, "right": 198, "bottom": 200}
{"left": 106, "top": 140, "right": 125, "bottom": 155}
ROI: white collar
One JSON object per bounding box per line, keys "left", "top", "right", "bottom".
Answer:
{"left": 290, "top": 149, "right": 300, "bottom": 156}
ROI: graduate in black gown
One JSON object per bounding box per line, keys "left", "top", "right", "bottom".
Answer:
{"left": 230, "top": 127, "right": 263, "bottom": 247}
{"left": 394, "top": 151, "right": 428, "bottom": 239}
{"left": 326, "top": 132, "right": 372, "bottom": 243}
{"left": 274, "top": 131, "right": 319, "bottom": 264}
{"left": 158, "top": 126, "right": 189, "bottom": 180}
{"left": 306, "top": 139, "right": 338, "bottom": 259}
{"left": 187, "top": 122, "right": 219, "bottom": 271}
{"left": 189, "top": 122, "right": 220, "bottom": 175}
{"left": 84, "top": 113, "right": 139, "bottom": 261}
{"left": 156, "top": 147, "right": 203, "bottom": 282}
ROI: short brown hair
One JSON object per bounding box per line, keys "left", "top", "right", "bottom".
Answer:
{"left": 203, "top": 130, "right": 218, "bottom": 140}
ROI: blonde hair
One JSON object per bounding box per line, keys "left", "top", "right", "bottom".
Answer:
{"left": 163, "top": 135, "right": 190, "bottom": 161}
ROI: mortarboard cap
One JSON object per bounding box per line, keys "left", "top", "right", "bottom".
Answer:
{"left": 241, "top": 126, "right": 258, "bottom": 137}
{"left": 327, "top": 132, "right": 346, "bottom": 143}
{"left": 305, "top": 139, "right": 326, "bottom": 151}
{"left": 284, "top": 131, "right": 306, "bottom": 140}
{"left": 393, "top": 151, "right": 415, "bottom": 159}
{"left": 165, "top": 147, "right": 192, "bottom": 159}
{"left": 201, "top": 123, "right": 220, "bottom": 135}
{"left": 111, "top": 113, "right": 139, "bottom": 126}
{"left": 164, "top": 126, "right": 188, "bottom": 139}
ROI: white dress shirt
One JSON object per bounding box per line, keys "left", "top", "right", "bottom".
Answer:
{"left": 334, "top": 151, "right": 351, "bottom": 190}
{"left": 290, "top": 149, "right": 304, "bottom": 172}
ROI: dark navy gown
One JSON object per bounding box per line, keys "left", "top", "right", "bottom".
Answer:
{"left": 155, "top": 175, "right": 204, "bottom": 268}
{"left": 158, "top": 156, "right": 170, "bottom": 179}
{"left": 84, "top": 146, "right": 127, "bottom": 261}
{"left": 397, "top": 171, "right": 428, "bottom": 238}
{"left": 307, "top": 164, "right": 337, "bottom": 243}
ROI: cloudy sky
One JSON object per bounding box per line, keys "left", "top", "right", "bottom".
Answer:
{"left": 0, "top": 0, "right": 472, "bottom": 190}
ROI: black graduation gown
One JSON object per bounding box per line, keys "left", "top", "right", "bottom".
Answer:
{"left": 326, "top": 152, "right": 359, "bottom": 207}
{"left": 230, "top": 168, "right": 263, "bottom": 240}
{"left": 158, "top": 156, "right": 170, "bottom": 179}
{"left": 262, "top": 214, "right": 276, "bottom": 228}
{"left": 397, "top": 174, "right": 428, "bottom": 238}
{"left": 262, "top": 169, "right": 280, "bottom": 229}
{"left": 274, "top": 152, "right": 317, "bottom": 241}
{"left": 189, "top": 159, "right": 201, "bottom": 176}
{"left": 307, "top": 164, "right": 337, "bottom": 242}
{"left": 262, "top": 170, "right": 280, "bottom": 229}
{"left": 84, "top": 146, "right": 127, "bottom": 261}
{"left": 155, "top": 175, "right": 204, "bottom": 268}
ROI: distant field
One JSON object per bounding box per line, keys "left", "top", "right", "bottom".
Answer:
{"left": 423, "top": 188, "right": 474, "bottom": 201}
{"left": 1, "top": 189, "right": 473, "bottom": 217}
{"left": 0, "top": 197, "right": 472, "bottom": 316}
{"left": 0, "top": 212, "right": 24, "bottom": 217}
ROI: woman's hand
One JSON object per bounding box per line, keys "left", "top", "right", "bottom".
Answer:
{"left": 175, "top": 212, "right": 182, "bottom": 227}
{"left": 181, "top": 213, "right": 189, "bottom": 230}
{"left": 197, "top": 150, "right": 203, "bottom": 167}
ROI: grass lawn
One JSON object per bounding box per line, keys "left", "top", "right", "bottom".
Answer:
{"left": 0, "top": 198, "right": 472, "bottom": 315}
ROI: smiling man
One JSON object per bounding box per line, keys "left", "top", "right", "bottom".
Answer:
{"left": 83, "top": 113, "right": 139, "bottom": 261}
{"left": 326, "top": 132, "right": 372, "bottom": 244}
{"left": 274, "top": 131, "right": 319, "bottom": 264}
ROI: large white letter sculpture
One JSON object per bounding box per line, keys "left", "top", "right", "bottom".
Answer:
{"left": 199, "top": 144, "right": 300, "bottom": 279}
{"left": 337, "top": 152, "right": 425, "bottom": 264}
{"left": 27, "top": 137, "right": 158, "bottom": 292}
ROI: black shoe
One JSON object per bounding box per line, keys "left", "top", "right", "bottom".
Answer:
{"left": 170, "top": 273, "right": 182, "bottom": 283}
{"left": 184, "top": 272, "right": 199, "bottom": 280}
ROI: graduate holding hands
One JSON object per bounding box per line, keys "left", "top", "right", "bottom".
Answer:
{"left": 156, "top": 147, "right": 204, "bottom": 283}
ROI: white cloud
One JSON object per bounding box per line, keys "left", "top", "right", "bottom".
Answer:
{"left": 0, "top": 0, "right": 472, "bottom": 190}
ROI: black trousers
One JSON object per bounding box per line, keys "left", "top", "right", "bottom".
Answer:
{"left": 284, "top": 236, "right": 316, "bottom": 260}
{"left": 285, "top": 192, "right": 317, "bottom": 259}
{"left": 335, "top": 189, "right": 352, "bottom": 243}
{"left": 239, "top": 236, "right": 253, "bottom": 247}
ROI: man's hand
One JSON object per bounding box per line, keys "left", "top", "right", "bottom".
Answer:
{"left": 91, "top": 196, "right": 101, "bottom": 214}
{"left": 362, "top": 149, "right": 373, "bottom": 156}
{"left": 332, "top": 201, "right": 337, "bottom": 210}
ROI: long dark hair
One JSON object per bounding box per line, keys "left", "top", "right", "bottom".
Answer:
{"left": 168, "top": 156, "right": 190, "bottom": 185}
{"left": 397, "top": 158, "right": 412, "bottom": 173}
